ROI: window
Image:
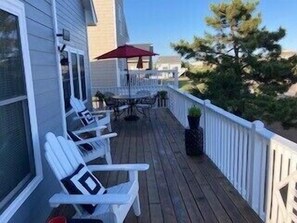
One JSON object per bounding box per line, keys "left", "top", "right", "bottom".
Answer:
{"left": 79, "top": 55, "right": 86, "bottom": 100}
{"left": 0, "top": 1, "right": 42, "bottom": 221}
{"left": 60, "top": 49, "right": 86, "bottom": 112}
{"left": 61, "top": 51, "right": 71, "bottom": 111}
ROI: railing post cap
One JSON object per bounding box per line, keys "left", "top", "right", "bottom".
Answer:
{"left": 252, "top": 120, "right": 264, "bottom": 129}
{"left": 204, "top": 99, "right": 211, "bottom": 104}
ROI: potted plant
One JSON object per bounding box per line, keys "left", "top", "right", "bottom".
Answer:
{"left": 95, "top": 91, "right": 105, "bottom": 108}
{"left": 187, "top": 105, "right": 201, "bottom": 129}
{"left": 157, "top": 90, "right": 168, "bottom": 107}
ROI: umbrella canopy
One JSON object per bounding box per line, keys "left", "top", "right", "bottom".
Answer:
{"left": 95, "top": 44, "right": 158, "bottom": 60}
{"left": 136, "top": 57, "right": 143, "bottom": 69}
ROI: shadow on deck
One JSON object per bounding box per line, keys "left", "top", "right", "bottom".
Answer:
{"left": 50, "top": 108, "right": 262, "bottom": 223}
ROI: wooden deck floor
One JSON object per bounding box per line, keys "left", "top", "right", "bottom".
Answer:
{"left": 50, "top": 108, "right": 262, "bottom": 223}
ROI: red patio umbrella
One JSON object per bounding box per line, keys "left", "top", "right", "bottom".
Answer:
{"left": 95, "top": 44, "right": 158, "bottom": 96}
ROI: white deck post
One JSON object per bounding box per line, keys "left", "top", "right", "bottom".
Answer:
{"left": 174, "top": 68, "right": 179, "bottom": 89}
{"left": 203, "top": 100, "right": 211, "bottom": 154}
{"left": 248, "top": 120, "right": 264, "bottom": 211}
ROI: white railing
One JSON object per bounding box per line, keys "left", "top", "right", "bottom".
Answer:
{"left": 93, "top": 83, "right": 297, "bottom": 222}
{"left": 120, "top": 69, "right": 179, "bottom": 88}
{"left": 166, "top": 85, "right": 297, "bottom": 222}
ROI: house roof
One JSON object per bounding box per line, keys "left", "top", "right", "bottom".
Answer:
{"left": 81, "top": 0, "right": 97, "bottom": 26}
{"left": 156, "top": 56, "right": 181, "bottom": 64}
{"left": 280, "top": 50, "right": 297, "bottom": 59}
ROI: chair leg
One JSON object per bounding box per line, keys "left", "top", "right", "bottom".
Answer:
{"left": 132, "top": 194, "right": 141, "bottom": 216}
{"left": 108, "top": 123, "right": 112, "bottom": 132}
{"left": 105, "top": 152, "right": 112, "bottom": 165}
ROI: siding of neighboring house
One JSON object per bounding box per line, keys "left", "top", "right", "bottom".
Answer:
{"left": 6, "top": 1, "right": 94, "bottom": 222}
{"left": 88, "top": 0, "right": 129, "bottom": 94}
{"left": 115, "top": 0, "right": 129, "bottom": 73}
{"left": 88, "top": 0, "right": 118, "bottom": 93}
{"left": 8, "top": 1, "right": 63, "bottom": 222}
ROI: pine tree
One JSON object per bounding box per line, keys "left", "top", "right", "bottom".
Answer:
{"left": 172, "top": 0, "right": 297, "bottom": 122}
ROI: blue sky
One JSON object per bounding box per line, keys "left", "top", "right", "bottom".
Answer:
{"left": 124, "top": 0, "right": 297, "bottom": 56}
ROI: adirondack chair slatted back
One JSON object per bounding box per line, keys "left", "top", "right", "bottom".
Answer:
{"left": 45, "top": 132, "right": 85, "bottom": 180}
{"left": 70, "top": 96, "right": 87, "bottom": 113}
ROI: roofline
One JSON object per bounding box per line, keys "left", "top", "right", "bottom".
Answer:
{"left": 81, "top": 0, "right": 97, "bottom": 26}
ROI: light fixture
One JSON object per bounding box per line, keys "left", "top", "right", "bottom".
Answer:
{"left": 56, "top": 29, "right": 70, "bottom": 53}
{"left": 56, "top": 29, "right": 70, "bottom": 41}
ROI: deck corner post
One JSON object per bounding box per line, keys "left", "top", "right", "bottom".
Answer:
{"left": 174, "top": 68, "right": 179, "bottom": 89}
{"left": 248, "top": 120, "right": 265, "bottom": 210}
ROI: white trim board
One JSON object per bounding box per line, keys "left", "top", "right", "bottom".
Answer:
{"left": 0, "top": 0, "right": 43, "bottom": 222}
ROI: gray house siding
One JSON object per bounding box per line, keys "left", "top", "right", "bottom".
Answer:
{"left": 55, "top": 0, "right": 93, "bottom": 128}
{"left": 8, "top": 0, "right": 64, "bottom": 223}
{"left": 6, "top": 0, "right": 94, "bottom": 222}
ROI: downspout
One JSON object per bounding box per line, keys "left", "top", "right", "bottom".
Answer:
{"left": 113, "top": 0, "right": 120, "bottom": 87}
{"left": 51, "top": 0, "right": 67, "bottom": 137}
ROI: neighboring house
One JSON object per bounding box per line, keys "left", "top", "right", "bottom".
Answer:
{"left": 155, "top": 55, "right": 182, "bottom": 72}
{"left": 155, "top": 55, "right": 183, "bottom": 77}
{"left": 0, "top": 1, "right": 96, "bottom": 223}
{"left": 280, "top": 49, "right": 297, "bottom": 59}
{"left": 128, "top": 43, "right": 154, "bottom": 70}
{"left": 87, "top": 0, "right": 129, "bottom": 95}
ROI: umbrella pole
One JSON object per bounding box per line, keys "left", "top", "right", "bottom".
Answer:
{"left": 126, "top": 59, "right": 131, "bottom": 97}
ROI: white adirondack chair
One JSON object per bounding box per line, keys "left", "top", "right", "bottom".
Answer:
{"left": 67, "top": 126, "right": 117, "bottom": 164}
{"left": 45, "top": 132, "right": 149, "bottom": 223}
{"left": 70, "top": 96, "right": 112, "bottom": 132}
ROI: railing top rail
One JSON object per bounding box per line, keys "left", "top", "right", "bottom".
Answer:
{"left": 167, "top": 85, "right": 297, "bottom": 147}
{"left": 121, "top": 69, "right": 178, "bottom": 75}
{"left": 167, "top": 85, "right": 252, "bottom": 129}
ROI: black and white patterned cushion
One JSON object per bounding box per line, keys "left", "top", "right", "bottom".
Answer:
{"left": 67, "top": 130, "right": 94, "bottom": 151}
{"left": 77, "top": 109, "right": 95, "bottom": 126}
{"left": 61, "top": 164, "right": 106, "bottom": 214}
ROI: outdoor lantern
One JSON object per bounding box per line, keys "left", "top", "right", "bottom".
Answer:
{"left": 60, "top": 57, "right": 69, "bottom": 66}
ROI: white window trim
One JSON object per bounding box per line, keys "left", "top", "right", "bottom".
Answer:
{"left": 0, "top": 1, "right": 42, "bottom": 222}
{"left": 60, "top": 46, "right": 87, "bottom": 117}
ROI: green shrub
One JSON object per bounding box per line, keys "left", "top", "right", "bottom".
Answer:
{"left": 188, "top": 105, "right": 201, "bottom": 117}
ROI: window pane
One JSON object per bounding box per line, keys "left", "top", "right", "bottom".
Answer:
{"left": 79, "top": 55, "right": 86, "bottom": 100}
{"left": 71, "top": 53, "right": 79, "bottom": 99}
{"left": 0, "top": 10, "right": 26, "bottom": 101}
{"left": 61, "top": 51, "right": 71, "bottom": 111}
{"left": 0, "top": 101, "right": 35, "bottom": 212}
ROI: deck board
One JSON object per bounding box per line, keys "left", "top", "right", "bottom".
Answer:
{"left": 49, "top": 108, "right": 263, "bottom": 223}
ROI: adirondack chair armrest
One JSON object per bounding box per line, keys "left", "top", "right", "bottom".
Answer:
{"left": 88, "top": 164, "right": 149, "bottom": 172}
{"left": 75, "top": 133, "right": 118, "bottom": 145}
{"left": 91, "top": 109, "right": 113, "bottom": 114}
{"left": 49, "top": 193, "right": 131, "bottom": 207}
{"left": 90, "top": 113, "right": 104, "bottom": 118}
{"left": 73, "top": 126, "right": 107, "bottom": 135}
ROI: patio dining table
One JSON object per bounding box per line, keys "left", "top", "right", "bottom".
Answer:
{"left": 112, "top": 94, "right": 150, "bottom": 121}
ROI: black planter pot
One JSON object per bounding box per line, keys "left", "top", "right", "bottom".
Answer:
{"left": 187, "top": 115, "right": 200, "bottom": 130}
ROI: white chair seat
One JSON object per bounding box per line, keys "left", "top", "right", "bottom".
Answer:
{"left": 82, "top": 181, "right": 136, "bottom": 222}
